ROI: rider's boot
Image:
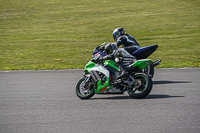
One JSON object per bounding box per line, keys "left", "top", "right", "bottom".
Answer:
{"left": 117, "top": 70, "right": 129, "bottom": 79}
{"left": 117, "top": 62, "right": 129, "bottom": 80}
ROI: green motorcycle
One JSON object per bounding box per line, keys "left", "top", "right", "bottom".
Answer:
{"left": 75, "top": 50, "right": 153, "bottom": 99}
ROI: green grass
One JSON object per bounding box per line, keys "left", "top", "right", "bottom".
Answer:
{"left": 0, "top": 0, "right": 200, "bottom": 70}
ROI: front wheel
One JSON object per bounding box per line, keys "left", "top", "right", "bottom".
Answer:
{"left": 127, "top": 73, "right": 152, "bottom": 99}
{"left": 76, "top": 77, "right": 95, "bottom": 99}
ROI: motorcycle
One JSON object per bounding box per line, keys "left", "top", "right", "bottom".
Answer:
{"left": 92, "top": 42, "right": 161, "bottom": 78}
{"left": 76, "top": 46, "right": 154, "bottom": 99}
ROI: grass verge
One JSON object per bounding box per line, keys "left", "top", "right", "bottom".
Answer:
{"left": 0, "top": 0, "right": 200, "bottom": 70}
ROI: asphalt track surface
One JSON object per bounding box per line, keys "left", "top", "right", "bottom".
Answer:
{"left": 0, "top": 68, "right": 200, "bottom": 133}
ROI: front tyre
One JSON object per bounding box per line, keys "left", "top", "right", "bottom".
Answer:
{"left": 127, "top": 73, "right": 152, "bottom": 99}
{"left": 76, "top": 77, "right": 95, "bottom": 99}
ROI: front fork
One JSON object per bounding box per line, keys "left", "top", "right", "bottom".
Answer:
{"left": 82, "top": 77, "right": 89, "bottom": 86}
{"left": 82, "top": 75, "right": 92, "bottom": 89}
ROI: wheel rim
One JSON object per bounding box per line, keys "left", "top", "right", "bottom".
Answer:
{"left": 78, "top": 78, "right": 94, "bottom": 96}
{"left": 129, "top": 76, "right": 147, "bottom": 94}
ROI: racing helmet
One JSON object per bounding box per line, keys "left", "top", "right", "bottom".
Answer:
{"left": 113, "top": 28, "right": 125, "bottom": 41}
{"left": 104, "top": 43, "right": 117, "bottom": 55}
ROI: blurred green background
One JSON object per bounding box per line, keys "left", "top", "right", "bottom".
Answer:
{"left": 0, "top": 0, "right": 200, "bottom": 70}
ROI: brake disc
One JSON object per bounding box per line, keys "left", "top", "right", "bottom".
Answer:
{"left": 82, "top": 81, "right": 93, "bottom": 93}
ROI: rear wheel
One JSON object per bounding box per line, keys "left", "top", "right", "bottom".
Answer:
{"left": 76, "top": 77, "right": 95, "bottom": 99}
{"left": 127, "top": 73, "right": 152, "bottom": 99}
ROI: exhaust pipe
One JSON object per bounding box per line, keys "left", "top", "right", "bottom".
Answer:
{"left": 153, "top": 59, "right": 161, "bottom": 67}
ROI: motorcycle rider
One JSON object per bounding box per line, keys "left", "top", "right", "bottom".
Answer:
{"left": 106, "top": 28, "right": 140, "bottom": 79}
{"left": 95, "top": 28, "right": 140, "bottom": 80}
{"left": 102, "top": 43, "right": 133, "bottom": 80}
{"left": 113, "top": 27, "right": 140, "bottom": 53}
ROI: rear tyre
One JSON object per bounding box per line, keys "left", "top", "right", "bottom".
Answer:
{"left": 76, "top": 77, "right": 95, "bottom": 99}
{"left": 127, "top": 73, "right": 152, "bottom": 99}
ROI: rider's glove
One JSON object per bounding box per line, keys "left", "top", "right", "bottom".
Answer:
{"left": 91, "top": 57, "right": 103, "bottom": 63}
